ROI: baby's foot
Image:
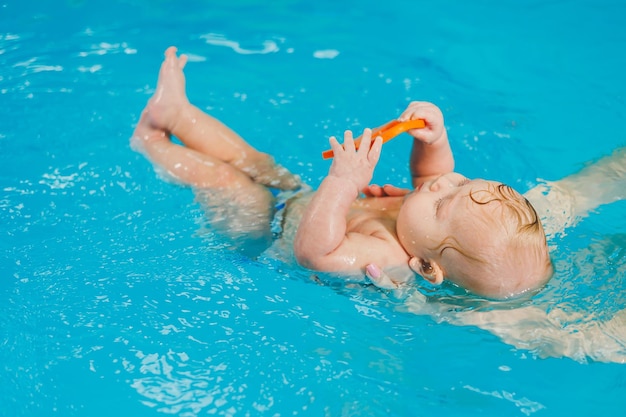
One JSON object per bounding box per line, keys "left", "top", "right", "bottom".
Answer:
{"left": 144, "top": 46, "right": 190, "bottom": 133}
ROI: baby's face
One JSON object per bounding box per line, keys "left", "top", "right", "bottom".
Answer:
{"left": 396, "top": 173, "right": 500, "bottom": 261}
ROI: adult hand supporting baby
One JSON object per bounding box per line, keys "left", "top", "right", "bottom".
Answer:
{"left": 365, "top": 263, "right": 398, "bottom": 289}
{"left": 365, "top": 263, "right": 415, "bottom": 290}
{"left": 362, "top": 184, "right": 411, "bottom": 198}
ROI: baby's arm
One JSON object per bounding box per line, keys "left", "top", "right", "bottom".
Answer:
{"left": 294, "top": 130, "right": 384, "bottom": 271}
{"left": 400, "top": 102, "right": 455, "bottom": 187}
{"left": 525, "top": 147, "right": 626, "bottom": 236}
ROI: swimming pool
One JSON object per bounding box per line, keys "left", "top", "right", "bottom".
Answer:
{"left": 2, "top": 0, "right": 626, "bottom": 415}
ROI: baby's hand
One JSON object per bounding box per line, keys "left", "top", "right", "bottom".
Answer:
{"left": 328, "top": 129, "right": 383, "bottom": 193}
{"left": 399, "top": 101, "right": 446, "bottom": 145}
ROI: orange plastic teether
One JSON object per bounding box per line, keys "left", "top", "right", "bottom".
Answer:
{"left": 321, "top": 119, "right": 426, "bottom": 159}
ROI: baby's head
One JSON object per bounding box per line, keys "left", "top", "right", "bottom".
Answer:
{"left": 396, "top": 173, "right": 552, "bottom": 299}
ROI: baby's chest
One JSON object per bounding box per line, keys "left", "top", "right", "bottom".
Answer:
{"left": 346, "top": 211, "right": 398, "bottom": 241}
{"left": 348, "top": 215, "right": 409, "bottom": 268}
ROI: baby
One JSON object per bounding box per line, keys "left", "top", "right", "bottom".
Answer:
{"left": 131, "top": 47, "right": 553, "bottom": 299}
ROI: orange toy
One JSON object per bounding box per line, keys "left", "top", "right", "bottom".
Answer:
{"left": 321, "top": 119, "right": 426, "bottom": 159}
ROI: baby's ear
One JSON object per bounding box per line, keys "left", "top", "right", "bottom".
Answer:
{"left": 409, "top": 257, "right": 444, "bottom": 285}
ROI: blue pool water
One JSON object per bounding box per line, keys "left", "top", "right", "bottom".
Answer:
{"left": 2, "top": 0, "right": 626, "bottom": 416}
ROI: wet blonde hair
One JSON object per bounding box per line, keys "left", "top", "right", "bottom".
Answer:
{"left": 435, "top": 183, "right": 553, "bottom": 298}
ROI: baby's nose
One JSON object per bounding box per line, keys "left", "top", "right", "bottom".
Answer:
{"left": 428, "top": 175, "right": 454, "bottom": 192}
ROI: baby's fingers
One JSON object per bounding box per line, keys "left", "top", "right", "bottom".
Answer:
{"left": 329, "top": 136, "right": 345, "bottom": 155}
{"left": 342, "top": 130, "right": 356, "bottom": 153}
{"left": 356, "top": 129, "right": 382, "bottom": 164}
{"left": 399, "top": 101, "right": 436, "bottom": 121}
{"left": 367, "top": 135, "right": 383, "bottom": 164}
{"left": 357, "top": 128, "right": 372, "bottom": 156}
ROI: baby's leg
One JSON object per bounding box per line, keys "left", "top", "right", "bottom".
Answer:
{"left": 132, "top": 109, "right": 276, "bottom": 250}
{"left": 132, "top": 109, "right": 255, "bottom": 188}
{"left": 138, "top": 46, "right": 300, "bottom": 191}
